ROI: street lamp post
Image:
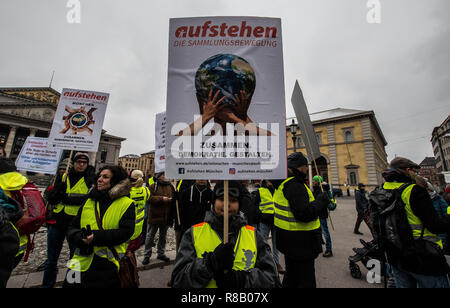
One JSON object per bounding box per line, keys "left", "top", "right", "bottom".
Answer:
{"left": 290, "top": 119, "right": 298, "bottom": 153}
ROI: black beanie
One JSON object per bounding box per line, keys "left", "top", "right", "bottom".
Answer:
{"left": 213, "top": 180, "right": 242, "bottom": 200}
{"left": 287, "top": 152, "right": 308, "bottom": 169}
{"left": 0, "top": 158, "right": 17, "bottom": 174}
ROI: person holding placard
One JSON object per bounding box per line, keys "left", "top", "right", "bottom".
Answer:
{"left": 274, "top": 152, "right": 330, "bottom": 288}
{"left": 43, "top": 152, "right": 95, "bottom": 288}
{"left": 171, "top": 180, "right": 280, "bottom": 288}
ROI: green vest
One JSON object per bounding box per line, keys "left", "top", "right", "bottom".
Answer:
{"left": 383, "top": 182, "right": 443, "bottom": 249}
{"left": 54, "top": 174, "right": 89, "bottom": 216}
{"left": 273, "top": 177, "right": 320, "bottom": 231}
{"left": 192, "top": 222, "right": 257, "bottom": 288}
{"left": 68, "top": 196, "right": 134, "bottom": 272}
{"left": 148, "top": 177, "right": 155, "bottom": 187}
{"left": 258, "top": 187, "right": 274, "bottom": 215}
{"left": 129, "top": 186, "right": 150, "bottom": 241}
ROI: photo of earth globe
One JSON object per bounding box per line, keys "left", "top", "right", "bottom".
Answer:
{"left": 195, "top": 54, "right": 256, "bottom": 111}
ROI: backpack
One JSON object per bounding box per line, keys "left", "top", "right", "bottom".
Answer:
{"left": 327, "top": 190, "right": 337, "bottom": 211}
{"left": 10, "top": 181, "right": 46, "bottom": 261}
{"left": 367, "top": 183, "right": 414, "bottom": 253}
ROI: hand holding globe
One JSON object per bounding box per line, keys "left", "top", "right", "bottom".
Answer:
{"left": 178, "top": 53, "right": 272, "bottom": 136}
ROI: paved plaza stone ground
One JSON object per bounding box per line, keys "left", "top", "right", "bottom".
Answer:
{"left": 8, "top": 196, "right": 388, "bottom": 288}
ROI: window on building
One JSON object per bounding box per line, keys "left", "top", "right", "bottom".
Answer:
{"left": 346, "top": 166, "right": 360, "bottom": 186}
{"left": 316, "top": 132, "right": 322, "bottom": 145}
{"left": 344, "top": 130, "right": 353, "bottom": 142}
{"left": 349, "top": 172, "right": 357, "bottom": 186}
{"left": 100, "top": 149, "right": 108, "bottom": 163}
{"left": 296, "top": 135, "right": 303, "bottom": 148}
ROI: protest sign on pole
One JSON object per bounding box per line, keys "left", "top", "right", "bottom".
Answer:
{"left": 15, "top": 137, "right": 62, "bottom": 175}
{"left": 48, "top": 88, "right": 109, "bottom": 152}
{"left": 291, "top": 80, "right": 321, "bottom": 163}
{"left": 291, "top": 80, "right": 334, "bottom": 230}
{"left": 165, "top": 16, "right": 286, "bottom": 180}
{"left": 154, "top": 111, "right": 166, "bottom": 173}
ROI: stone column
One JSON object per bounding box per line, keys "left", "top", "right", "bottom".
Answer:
{"left": 4, "top": 126, "right": 17, "bottom": 157}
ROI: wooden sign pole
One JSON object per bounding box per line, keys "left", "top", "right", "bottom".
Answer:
{"left": 223, "top": 180, "right": 229, "bottom": 244}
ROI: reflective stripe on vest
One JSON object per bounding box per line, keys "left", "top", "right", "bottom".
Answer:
{"left": 273, "top": 177, "right": 320, "bottom": 231}
{"left": 54, "top": 174, "right": 89, "bottom": 216}
{"left": 383, "top": 182, "right": 443, "bottom": 249}
{"left": 68, "top": 196, "right": 133, "bottom": 272}
{"left": 192, "top": 222, "right": 257, "bottom": 288}
{"left": 259, "top": 187, "right": 274, "bottom": 215}
{"left": 10, "top": 222, "right": 27, "bottom": 256}
{"left": 129, "top": 186, "right": 150, "bottom": 241}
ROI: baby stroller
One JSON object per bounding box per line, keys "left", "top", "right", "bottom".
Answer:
{"left": 348, "top": 205, "right": 391, "bottom": 286}
{"left": 348, "top": 239, "right": 385, "bottom": 279}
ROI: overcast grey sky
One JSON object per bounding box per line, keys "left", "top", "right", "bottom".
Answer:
{"left": 0, "top": 0, "right": 449, "bottom": 164}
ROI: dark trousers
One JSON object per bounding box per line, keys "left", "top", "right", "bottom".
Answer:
{"left": 282, "top": 255, "right": 316, "bottom": 288}
{"left": 43, "top": 224, "right": 75, "bottom": 288}
{"left": 354, "top": 212, "right": 366, "bottom": 233}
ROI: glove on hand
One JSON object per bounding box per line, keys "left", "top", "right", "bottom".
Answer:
{"left": 216, "top": 270, "right": 246, "bottom": 289}
{"left": 204, "top": 242, "right": 235, "bottom": 276}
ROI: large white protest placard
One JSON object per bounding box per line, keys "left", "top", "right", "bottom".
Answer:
{"left": 48, "top": 88, "right": 109, "bottom": 152}
{"left": 155, "top": 112, "right": 166, "bottom": 173}
{"left": 165, "top": 17, "right": 287, "bottom": 180}
{"left": 15, "top": 137, "right": 62, "bottom": 174}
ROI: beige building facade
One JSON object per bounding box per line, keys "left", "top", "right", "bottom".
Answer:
{"left": 0, "top": 87, "right": 125, "bottom": 173}
{"left": 287, "top": 108, "right": 388, "bottom": 193}
{"left": 119, "top": 151, "right": 155, "bottom": 180}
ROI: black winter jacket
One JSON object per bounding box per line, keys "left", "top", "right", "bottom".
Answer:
{"left": 47, "top": 167, "right": 96, "bottom": 229}
{"left": 0, "top": 189, "right": 22, "bottom": 288}
{"left": 64, "top": 179, "right": 135, "bottom": 288}
{"left": 381, "top": 170, "right": 450, "bottom": 275}
{"left": 275, "top": 169, "right": 328, "bottom": 260}
{"left": 176, "top": 182, "right": 213, "bottom": 236}
{"left": 171, "top": 210, "right": 281, "bottom": 288}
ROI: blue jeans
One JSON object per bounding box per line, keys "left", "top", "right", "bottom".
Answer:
{"left": 320, "top": 218, "right": 332, "bottom": 252}
{"left": 391, "top": 266, "right": 450, "bottom": 288}
{"left": 42, "top": 224, "right": 75, "bottom": 288}
{"left": 257, "top": 223, "right": 280, "bottom": 265}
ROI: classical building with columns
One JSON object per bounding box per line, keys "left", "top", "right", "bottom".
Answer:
{"left": 287, "top": 108, "right": 388, "bottom": 193}
{"left": 0, "top": 87, "right": 125, "bottom": 172}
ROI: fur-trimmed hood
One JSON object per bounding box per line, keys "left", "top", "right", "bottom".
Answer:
{"left": 108, "top": 178, "right": 132, "bottom": 200}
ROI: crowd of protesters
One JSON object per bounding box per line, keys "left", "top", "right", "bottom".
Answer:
{"left": 1, "top": 150, "right": 449, "bottom": 289}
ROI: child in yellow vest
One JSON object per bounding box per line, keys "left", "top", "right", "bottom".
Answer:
{"left": 171, "top": 180, "right": 281, "bottom": 288}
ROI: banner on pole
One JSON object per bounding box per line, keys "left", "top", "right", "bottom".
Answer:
{"left": 15, "top": 137, "right": 62, "bottom": 175}
{"left": 155, "top": 111, "right": 166, "bottom": 173}
{"left": 165, "top": 16, "right": 287, "bottom": 180}
{"left": 48, "top": 88, "right": 109, "bottom": 152}
{"left": 291, "top": 80, "right": 321, "bottom": 162}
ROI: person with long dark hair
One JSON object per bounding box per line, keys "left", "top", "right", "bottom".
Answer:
{"left": 63, "top": 165, "right": 135, "bottom": 288}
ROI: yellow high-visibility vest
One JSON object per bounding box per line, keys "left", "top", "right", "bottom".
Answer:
{"left": 258, "top": 187, "right": 274, "bottom": 215}
{"left": 383, "top": 182, "right": 443, "bottom": 249}
{"left": 273, "top": 177, "right": 320, "bottom": 231}
{"left": 68, "top": 196, "right": 134, "bottom": 272}
{"left": 54, "top": 174, "right": 89, "bottom": 216}
{"left": 192, "top": 222, "right": 257, "bottom": 288}
{"left": 129, "top": 186, "right": 150, "bottom": 241}
{"left": 10, "top": 222, "right": 26, "bottom": 257}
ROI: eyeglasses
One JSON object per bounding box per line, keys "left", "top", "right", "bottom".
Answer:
{"left": 215, "top": 187, "right": 240, "bottom": 198}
